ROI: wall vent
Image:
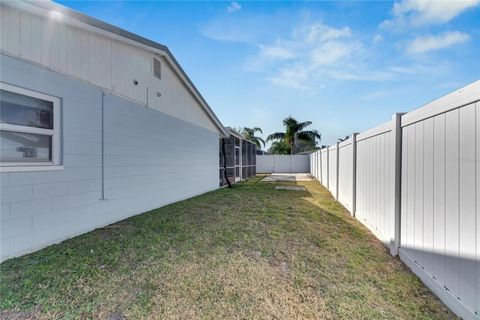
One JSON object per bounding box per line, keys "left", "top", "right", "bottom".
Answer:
{"left": 152, "top": 57, "right": 161, "bottom": 80}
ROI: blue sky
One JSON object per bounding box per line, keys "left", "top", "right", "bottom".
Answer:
{"left": 57, "top": 0, "right": 480, "bottom": 147}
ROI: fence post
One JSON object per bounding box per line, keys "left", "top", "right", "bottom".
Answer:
{"left": 391, "top": 113, "right": 404, "bottom": 256}
{"left": 351, "top": 133, "right": 358, "bottom": 217}
{"left": 336, "top": 142, "right": 340, "bottom": 200}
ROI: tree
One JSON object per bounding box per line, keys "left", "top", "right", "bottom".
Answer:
{"left": 268, "top": 140, "right": 290, "bottom": 155}
{"left": 266, "top": 116, "right": 321, "bottom": 154}
{"left": 338, "top": 135, "right": 350, "bottom": 142}
{"left": 241, "top": 127, "right": 265, "bottom": 149}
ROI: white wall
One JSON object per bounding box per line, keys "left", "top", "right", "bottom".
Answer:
{"left": 309, "top": 81, "right": 480, "bottom": 319}
{"left": 0, "top": 54, "right": 219, "bottom": 261}
{"left": 0, "top": 2, "right": 218, "bottom": 134}
{"left": 256, "top": 155, "right": 310, "bottom": 173}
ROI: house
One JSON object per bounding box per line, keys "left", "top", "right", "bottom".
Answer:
{"left": 219, "top": 127, "right": 256, "bottom": 187}
{"left": 0, "top": 1, "right": 229, "bottom": 261}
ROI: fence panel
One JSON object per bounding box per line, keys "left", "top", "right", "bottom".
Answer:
{"left": 256, "top": 155, "right": 275, "bottom": 173}
{"left": 275, "top": 156, "right": 292, "bottom": 172}
{"left": 309, "top": 81, "right": 480, "bottom": 319}
{"left": 321, "top": 148, "right": 328, "bottom": 186}
{"left": 338, "top": 140, "right": 353, "bottom": 211}
{"left": 310, "top": 152, "right": 317, "bottom": 178}
{"left": 356, "top": 124, "right": 395, "bottom": 247}
{"left": 400, "top": 96, "right": 480, "bottom": 318}
{"left": 257, "top": 155, "right": 310, "bottom": 173}
{"left": 327, "top": 145, "right": 337, "bottom": 197}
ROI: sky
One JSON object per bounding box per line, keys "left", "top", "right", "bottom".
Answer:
{"left": 56, "top": 0, "right": 480, "bottom": 147}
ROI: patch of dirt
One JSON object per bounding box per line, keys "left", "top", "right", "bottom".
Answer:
{"left": 280, "top": 261, "right": 290, "bottom": 273}
{"left": 0, "top": 307, "right": 41, "bottom": 320}
{"left": 107, "top": 311, "right": 125, "bottom": 320}
{"left": 243, "top": 250, "right": 262, "bottom": 261}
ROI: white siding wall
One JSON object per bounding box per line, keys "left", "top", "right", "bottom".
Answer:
{"left": 0, "top": 2, "right": 218, "bottom": 133}
{"left": 0, "top": 53, "right": 219, "bottom": 261}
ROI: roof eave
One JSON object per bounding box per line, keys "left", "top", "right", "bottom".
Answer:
{"left": 24, "top": 0, "right": 228, "bottom": 137}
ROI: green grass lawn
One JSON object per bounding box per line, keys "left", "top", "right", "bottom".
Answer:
{"left": 0, "top": 176, "right": 455, "bottom": 319}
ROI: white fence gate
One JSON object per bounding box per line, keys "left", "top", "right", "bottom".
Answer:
{"left": 257, "top": 155, "right": 310, "bottom": 173}
{"left": 310, "top": 81, "right": 480, "bottom": 320}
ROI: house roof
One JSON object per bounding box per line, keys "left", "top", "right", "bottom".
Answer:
{"left": 224, "top": 127, "right": 245, "bottom": 140}
{"left": 224, "top": 127, "right": 259, "bottom": 146}
{"left": 24, "top": 0, "right": 228, "bottom": 137}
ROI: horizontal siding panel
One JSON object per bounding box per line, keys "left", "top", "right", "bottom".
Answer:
{"left": 0, "top": 4, "right": 20, "bottom": 55}
{"left": 0, "top": 2, "right": 219, "bottom": 133}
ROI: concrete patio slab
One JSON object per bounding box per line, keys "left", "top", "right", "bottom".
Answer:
{"left": 261, "top": 173, "right": 314, "bottom": 182}
{"left": 274, "top": 186, "right": 307, "bottom": 191}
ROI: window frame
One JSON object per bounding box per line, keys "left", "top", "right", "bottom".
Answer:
{"left": 0, "top": 82, "right": 62, "bottom": 172}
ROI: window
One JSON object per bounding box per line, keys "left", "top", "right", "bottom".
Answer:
{"left": 0, "top": 83, "right": 61, "bottom": 171}
{"left": 152, "top": 57, "right": 161, "bottom": 80}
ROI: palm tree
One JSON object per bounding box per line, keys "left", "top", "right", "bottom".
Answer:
{"left": 266, "top": 116, "right": 321, "bottom": 154}
{"left": 268, "top": 140, "right": 290, "bottom": 155}
{"left": 241, "top": 127, "right": 265, "bottom": 149}
{"left": 338, "top": 135, "right": 350, "bottom": 142}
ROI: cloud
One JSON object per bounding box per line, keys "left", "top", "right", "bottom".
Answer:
{"left": 406, "top": 31, "right": 470, "bottom": 54}
{"left": 302, "top": 23, "right": 351, "bottom": 43}
{"left": 246, "top": 22, "right": 366, "bottom": 89}
{"left": 382, "top": 0, "right": 480, "bottom": 29}
{"left": 310, "top": 41, "right": 357, "bottom": 66}
{"left": 200, "top": 15, "right": 270, "bottom": 43}
{"left": 227, "top": 2, "right": 242, "bottom": 14}
{"left": 202, "top": 10, "right": 459, "bottom": 91}
{"left": 361, "top": 90, "right": 389, "bottom": 100}
{"left": 238, "top": 20, "right": 400, "bottom": 89}
{"left": 260, "top": 44, "right": 295, "bottom": 60}
{"left": 373, "top": 34, "right": 383, "bottom": 43}
{"left": 200, "top": 20, "right": 251, "bottom": 43}
{"left": 267, "top": 64, "right": 311, "bottom": 90}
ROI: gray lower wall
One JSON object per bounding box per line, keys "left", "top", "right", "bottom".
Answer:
{"left": 0, "top": 53, "right": 219, "bottom": 261}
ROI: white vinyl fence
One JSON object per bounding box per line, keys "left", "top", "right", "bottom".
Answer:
{"left": 310, "top": 81, "right": 480, "bottom": 320}
{"left": 257, "top": 155, "right": 310, "bottom": 173}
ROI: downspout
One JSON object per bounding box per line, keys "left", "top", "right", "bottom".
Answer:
{"left": 100, "top": 91, "right": 106, "bottom": 200}
{"left": 221, "top": 138, "right": 232, "bottom": 188}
